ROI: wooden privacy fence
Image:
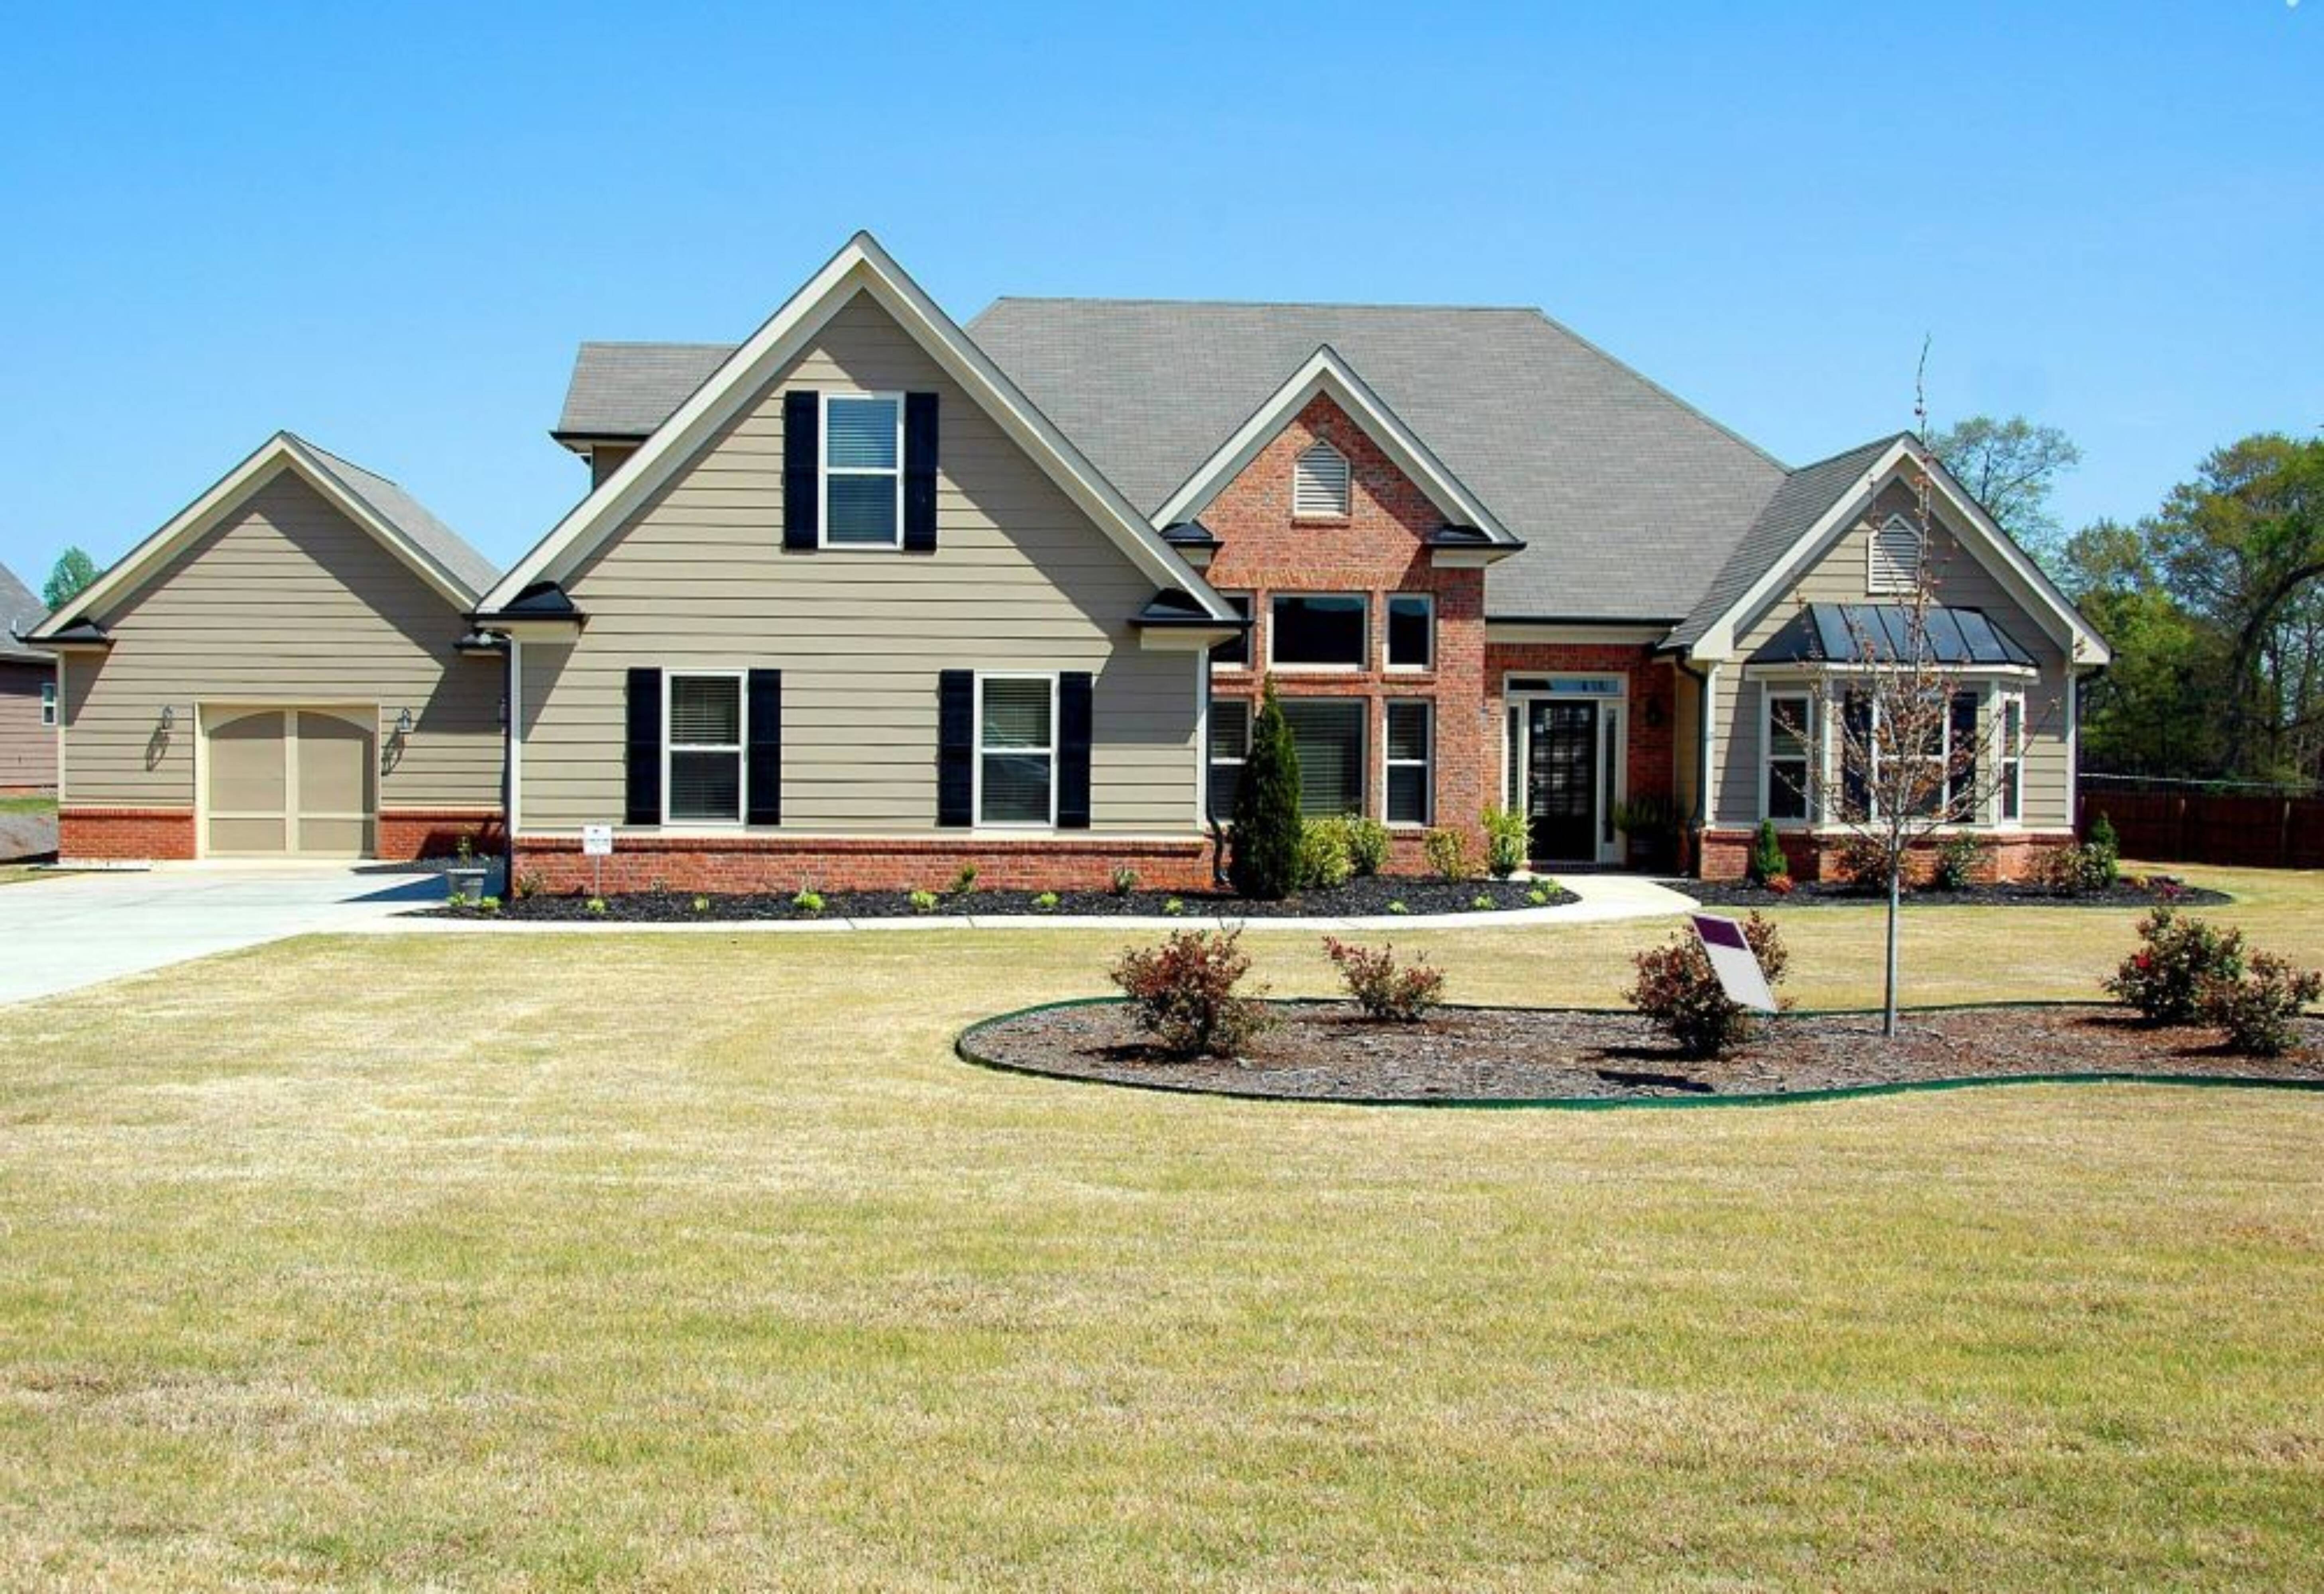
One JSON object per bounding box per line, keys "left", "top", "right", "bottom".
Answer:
{"left": 2080, "top": 788, "right": 2324, "bottom": 870}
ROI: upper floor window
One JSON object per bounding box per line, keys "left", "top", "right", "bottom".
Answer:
{"left": 1293, "top": 442, "right": 1351, "bottom": 518}
{"left": 823, "top": 393, "right": 903, "bottom": 546}
{"left": 1386, "top": 593, "right": 1434, "bottom": 670}
{"left": 40, "top": 679, "right": 57, "bottom": 728}
{"left": 1868, "top": 512, "right": 1922, "bottom": 594}
{"left": 1269, "top": 593, "right": 1367, "bottom": 669}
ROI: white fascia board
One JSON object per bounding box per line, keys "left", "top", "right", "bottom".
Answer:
{"left": 481, "top": 232, "right": 1234, "bottom": 623}
{"left": 1151, "top": 345, "right": 1520, "bottom": 546}
{"left": 33, "top": 432, "right": 477, "bottom": 639}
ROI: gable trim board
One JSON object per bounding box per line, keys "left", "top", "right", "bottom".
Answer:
{"left": 1150, "top": 345, "right": 1524, "bottom": 554}
{"left": 1678, "top": 436, "right": 2109, "bottom": 668}
{"left": 33, "top": 434, "right": 487, "bottom": 646}
{"left": 481, "top": 232, "right": 1237, "bottom": 627}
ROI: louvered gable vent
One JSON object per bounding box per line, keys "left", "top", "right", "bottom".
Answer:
{"left": 1293, "top": 442, "right": 1351, "bottom": 518}
{"left": 1868, "top": 513, "right": 1923, "bottom": 594}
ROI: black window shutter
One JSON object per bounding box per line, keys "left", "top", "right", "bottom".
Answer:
{"left": 904, "top": 392, "right": 939, "bottom": 552}
{"left": 747, "top": 669, "right": 783, "bottom": 826}
{"left": 783, "top": 391, "right": 819, "bottom": 551}
{"left": 937, "top": 670, "right": 974, "bottom": 826}
{"left": 1057, "top": 671, "right": 1094, "bottom": 829}
{"left": 624, "top": 667, "right": 663, "bottom": 824}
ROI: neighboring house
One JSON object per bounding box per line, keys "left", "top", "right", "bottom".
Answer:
{"left": 27, "top": 434, "right": 505, "bottom": 860}
{"left": 0, "top": 561, "right": 58, "bottom": 794}
{"left": 32, "top": 232, "right": 2108, "bottom": 880}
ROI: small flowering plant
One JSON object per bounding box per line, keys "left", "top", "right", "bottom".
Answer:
{"left": 2104, "top": 906, "right": 2244, "bottom": 1025}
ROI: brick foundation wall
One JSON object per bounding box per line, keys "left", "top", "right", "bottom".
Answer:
{"left": 1698, "top": 828, "right": 2075, "bottom": 883}
{"left": 511, "top": 835, "right": 1216, "bottom": 895}
{"left": 377, "top": 810, "right": 506, "bottom": 863}
{"left": 60, "top": 807, "right": 197, "bottom": 860}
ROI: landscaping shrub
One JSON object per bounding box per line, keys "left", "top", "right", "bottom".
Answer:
{"left": 2039, "top": 842, "right": 2117, "bottom": 897}
{"left": 1626, "top": 911, "right": 1790, "bottom": 1059}
{"left": 792, "top": 889, "right": 826, "bottom": 917}
{"left": 909, "top": 888, "right": 939, "bottom": 915}
{"left": 692, "top": 895, "right": 710, "bottom": 915}
{"left": 2200, "top": 952, "right": 2322, "bottom": 1058}
{"left": 1034, "top": 891, "right": 1061, "bottom": 913}
{"left": 1747, "top": 820, "right": 1788, "bottom": 886}
{"left": 1833, "top": 834, "right": 1891, "bottom": 894}
{"left": 1322, "top": 937, "right": 1445, "bottom": 1022}
{"left": 1481, "top": 805, "right": 1529, "bottom": 878}
{"left": 1339, "top": 816, "right": 1391, "bottom": 878}
{"left": 1110, "top": 865, "right": 1140, "bottom": 897}
{"left": 1932, "top": 833, "right": 1986, "bottom": 892}
{"left": 2105, "top": 906, "right": 2245, "bottom": 1024}
{"left": 2087, "top": 811, "right": 2122, "bottom": 881}
{"left": 1229, "top": 683, "right": 1303, "bottom": 901}
{"left": 947, "top": 864, "right": 980, "bottom": 897}
{"left": 1295, "top": 820, "right": 1354, "bottom": 891}
{"left": 1423, "top": 825, "right": 1479, "bottom": 881}
{"left": 1109, "top": 928, "right": 1270, "bottom": 1058}
{"left": 1764, "top": 874, "right": 1796, "bottom": 896}
{"left": 585, "top": 897, "right": 607, "bottom": 916}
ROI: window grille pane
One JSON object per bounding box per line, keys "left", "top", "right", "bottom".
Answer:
{"left": 1386, "top": 701, "right": 1430, "bottom": 763}
{"left": 1271, "top": 594, "right": 1366, "bottom": 666}
{"left": 980, "top": 754, "right": 1051, "bottom": 823}
{"left": 1279, "top": 697, "right": 1364, "bottom": 817}
{"left": 1208, "top": 699, "right": 1250, "bottom": 762}
{"left": 669, "top": 750, "right": 741, "bottom": 821}
{"left": 1768, "top": 760, "right": 1808, "bottom": 821}
{"left": 1387, "top": 595, "right": 1432, "bottom": 667}
{"left": 1769, "top": 697, "right": 1809, "bottom": 760}
{"left": 826, "top": 475, "right": 898, "bottom": 544}
{"left": 825, "top": 397, "right": 898, "bottom": 469}
{"left": 980, "top": 679, "right": 1052, "bottom": 749}
{"left": 669, "top": 675, "right": 740, "bottom": 744}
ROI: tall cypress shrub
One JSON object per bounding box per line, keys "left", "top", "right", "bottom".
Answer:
{"left": 1230, "top": 681, "right": 1304, "bottom": 900}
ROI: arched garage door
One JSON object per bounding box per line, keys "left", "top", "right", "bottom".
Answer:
{"left": 202, "top": 707, "right": 377, "bottom": 857}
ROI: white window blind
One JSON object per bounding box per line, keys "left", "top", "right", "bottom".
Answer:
{"left": 1293, "top": 442, "right": 1350, "bottom": 518}
{"left": 978, "top": 676, "right": 1055, "bottom": 825}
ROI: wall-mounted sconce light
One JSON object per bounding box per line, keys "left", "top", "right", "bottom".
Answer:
{"left": 394, "top": 708, "right": 414, "bottom": 736}
{"left": 158, "top": 705, "right": 176, "bottom": 731}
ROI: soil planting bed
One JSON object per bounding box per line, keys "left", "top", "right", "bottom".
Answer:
{"left": 434, "top": 876, "right": 1574, "bottom": 923}
{"left": 963, "top": 1001, "right": 2324, "bottom": 1103}
{"left": 1680, "top": 877, "right": 2228, "bottom": 911}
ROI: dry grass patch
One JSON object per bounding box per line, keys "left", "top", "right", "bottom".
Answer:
{"left": 0, "top": 865, "right": 2318, "bottom": 1588}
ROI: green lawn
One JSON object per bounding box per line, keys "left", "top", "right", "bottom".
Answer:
{"left": 1, "top": 867, "right": 2318, "bottom": 1589}
{"left": 0, "top": 794, "right": 54, "bottom": 816}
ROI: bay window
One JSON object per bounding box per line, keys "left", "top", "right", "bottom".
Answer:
{"left": 1764, "top": 691, "right": 1811, "bottom": 822}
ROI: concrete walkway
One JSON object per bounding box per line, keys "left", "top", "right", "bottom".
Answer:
{"left": 0, "top": 862, "right": 446, "bottom": 1004}
{"left": 358, "top": 871, "right": 1701, "bottom": 938}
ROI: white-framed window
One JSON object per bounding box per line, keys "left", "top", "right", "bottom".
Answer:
{"left": 975, "top": 673, "right": 1057, "bottom": 826}
{"left": 666, "top": 672, "right": 745, "bottom": 824}
{"left": 40, "top": 679, "right": 57, "bottom": 728}
{"left": 1207, "top": 697, "right": 1250, "bottom": 821}
{"left": 822, "top": 392, "right": 904, "bottom": 547}
{"left": 1868, "top": 512, "right": 1923, "bottom": 594}
{"left": 1386, "top": 593, "right": 1433, "bottom": 671}
{"left": 1269, "top": 593, "right": 1367, "bottom": 670}
{"left": 1997, "top": 692, "right": 2025, "bottom": 824}
{"left": 1211, "top": 593, "right": 1253, "bottom": 671}
{"left": 1293, "top": 441, "right": 1351, "bottom": 518}
{"left": 1837, "top": 686, "right": 1984, "bottom": 821}
{"left": 1279, "top": 697, "right": 1365, "bottom": 817}
{"left": 1763, "top": 690, "right": 1812, "bottom": 823}
{"left": 1385, "top": 700, "right": 1432, "bottom": 826}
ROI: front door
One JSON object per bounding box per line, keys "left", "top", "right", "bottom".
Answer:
{"left": 1527, "top": 700, "right": 1598, "bottom": 863}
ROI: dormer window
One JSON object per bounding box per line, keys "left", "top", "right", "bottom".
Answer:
{"left": 1868, "top": 512, "right": 1922, "bottom": 595}
{"left": 1293, "top": 442, "right": 1351, "bottom": 519}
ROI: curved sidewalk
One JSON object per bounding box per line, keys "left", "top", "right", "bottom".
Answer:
{"left": 358, "top": 873, "right": 1700, "bottom": 936}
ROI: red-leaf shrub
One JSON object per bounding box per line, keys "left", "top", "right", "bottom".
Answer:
{"left": 1764, "top": 874, "right": 1796, "bottom": 897}
{"left": 2105, "top": 907, "right": 2244, "bottom": 1025}
{"left": 1626, "top": 912, "right": 1790, "bottom": 1058}
{"left": 1109, "top": 928, "right": 1270, "bottom": 1058}
{"left": 2200, "top": 952, "right": 2322, "bottom": 1058}
{"left": 1322, "top": 937, "right": 1446, "bottom": 1023}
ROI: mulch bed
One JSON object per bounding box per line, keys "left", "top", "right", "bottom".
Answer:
{"left": 963, "top": 1001, "right": 2324, "bottom": 1103}
{"left": 1679, "top": 876, "right": 2230, "bottom": 911}
{"left": 432, "top": 876, "right": 1575, "bottom": 923}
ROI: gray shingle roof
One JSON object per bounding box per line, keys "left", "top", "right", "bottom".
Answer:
{"left": 967, "top": 299, "right": 1792, "bottom": 622}
{"left": 293, "top": 436, "right": 499, "bottom": 600}
{"left": 556, "top": 342, "right": 733, "bottom": 438}
{"left": 0, "top": 561, "right": 49, "bottom": 663}
{"left": 1664, "top": 434, "right": 1905, "bottom": 648}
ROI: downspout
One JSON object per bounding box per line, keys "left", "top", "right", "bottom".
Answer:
{"left": 1673, "top": 655, "right": 1715, "bottom": 875}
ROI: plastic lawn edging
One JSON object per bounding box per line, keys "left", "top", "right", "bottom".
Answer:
{"left": 952, "top": 997, "right": 2324, "bottom": 1111}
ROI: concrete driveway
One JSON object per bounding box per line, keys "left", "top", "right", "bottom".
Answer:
{"left": 0, "top": 863, "right": 447, "bottom": 1004}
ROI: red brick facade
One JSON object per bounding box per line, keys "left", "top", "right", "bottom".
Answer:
{"left": 1698, "top": 827, "right": 2073, "bottom": 884}
{"left": 376, "top": 810, "right": 506, "bottom": 862}
{"left": 1202, "top": 394, "right": 1493, "bottom": 851}
{"left": 61, "top": 806, "right": 505, "bottom": 863}
{"left": 1482, "top": 641, "right": 1681, "bottom": 862}
{"left": 510, "top": 834, "right": 1213, "bottom": 895}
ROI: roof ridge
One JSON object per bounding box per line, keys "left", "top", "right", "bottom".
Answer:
{"left": 575, "top": 338, "right": 739, "bottom": 351}
{"left": 978, "top": 295, "right": 1550, "bottom": 315}
{"left": 1785, "top": 431, "right": 1911, "bottom": 477}
{"left": 1517, "top": 306, "right": 1790, "bottom": 474}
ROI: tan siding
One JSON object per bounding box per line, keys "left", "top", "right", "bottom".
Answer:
{"left": 1711, "top": 482, "right": 2073, "bottom": 830}
{"left": 0, "top": 663, "right": 57, "bottom": 790}
{"left": 522, "top": 291, "right": 1199, "bottom": 836}
{"left": 63, "top": 469, "right": 501, "bottom": 818}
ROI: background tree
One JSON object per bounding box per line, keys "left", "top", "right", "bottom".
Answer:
{"left": 41, "top": 546, "right": 100, "bottom": 610}
{"left": 1926, "top": 414, "right": 2081, "bottom": 573}
{"left": 1228, "top": 680, "right": 1303, "bottom": 900}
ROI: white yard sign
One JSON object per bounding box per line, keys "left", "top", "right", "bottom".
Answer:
{"left": 1690, "top": 914, "right": 1777, "bottom": 1013}
{"left": 581, "top": 825, "right": 614, "bottom": 857}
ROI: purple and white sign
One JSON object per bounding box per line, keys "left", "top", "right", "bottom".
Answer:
{"left": 1690, "top": 913, "right": 1777, "bottom": 1013}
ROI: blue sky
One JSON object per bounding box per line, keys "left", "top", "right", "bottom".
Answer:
{"left": 0, "top": 2, "right": 2315, "bottom": 590}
